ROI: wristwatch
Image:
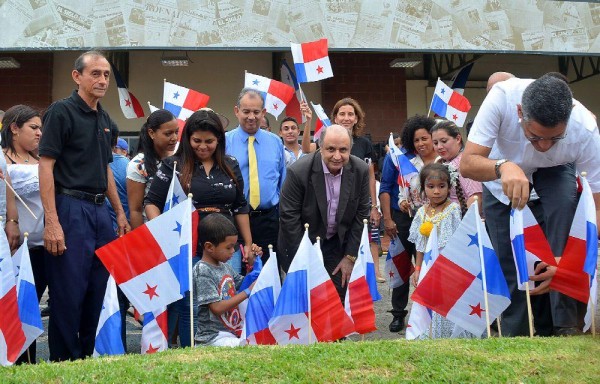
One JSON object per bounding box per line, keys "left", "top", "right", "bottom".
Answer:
{"left": 494, "top": 159, "right": 509, "bottom": 179}
{"left": 346, "top": 255, "right": 357, "bottom": 263}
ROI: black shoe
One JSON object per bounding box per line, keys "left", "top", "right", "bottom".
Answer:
{"left": 389, "top": 316, "right": 405, "bottom": 333}
{"left": 553, "top": 327, "right": 583, "bottom": 336}
{"left": 41, "top": 306, "right": 50, "bottom": 318}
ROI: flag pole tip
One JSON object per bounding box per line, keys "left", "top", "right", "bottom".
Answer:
{"left": 581, "top": 171, "right": 587, "bottom": 177}
{"left": 473, "top": 195, "right": 479, "bottom": 201}
{"left": 268, "top": 244, "right": 273, "bottom": 250}
{"left": 0, "top": 216, "right": 3, "bottom": 221}
{"left": 187, "top": 193, "right": 193, "bottom": 198}
{"left": 304, "top": 223, "right": 310, "bottom": 230}
{"left": 389, "top": 132, "right": 393, "bottom": 135}
{"left": 363, "top": 219, "right": 369, "bottom": 224}
{"left": 316, "top": 236, "right": 320, "bottom": 241}
{"left": 24, "top": 232, "right": 29, "bottom": 238}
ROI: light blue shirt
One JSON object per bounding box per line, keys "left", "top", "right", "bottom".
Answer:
{"left": 284, "top": 146, "right": 304, "bottom": 167}
{"left": 225, "top": 126, "right": 286, "bottom": 210}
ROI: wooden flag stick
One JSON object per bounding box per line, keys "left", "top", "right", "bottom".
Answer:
{"left": 187, "top": 193, "right": 195, "bottom": 347}
{"left": 474, "top": 197, "right": 492, "bottom": 338}
{"left": 305, "top": 223, "right": 313, "bottom": 344}
{"left": 525, "top": 281, "right": 535, "bottom": 338}
{"left": 496, "top": 315, "right": 502, "bottom": 338}
{"left": 1, "top": 178, "right": 38, "bottom": 219}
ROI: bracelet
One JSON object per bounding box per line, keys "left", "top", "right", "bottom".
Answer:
{"left": 371, "top": 204, "right": 379, "bottom": 209}
{"left": 414, "top": 265, "right": 422, "bottom": 271}
{"left": 243, "top": 288, "right": 251, "bottom": 297}
{"left": 7, "top": 219, "right": 19, "bottom": 225}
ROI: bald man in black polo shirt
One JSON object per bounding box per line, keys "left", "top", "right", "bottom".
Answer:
{"left": 39, "top": 51, "right": 130, "bottom": 361}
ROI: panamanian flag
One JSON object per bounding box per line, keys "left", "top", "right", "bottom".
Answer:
{"left": 310, "top": 102, "right": 330, "bottom": 142}
{"left": 12, "top": 238, "right": 44, "bottom": 358}
{"left": 110, "top": 61, "right": 144, "bottom": 119}
{"left": 345, "top": 221, "right": 380, "bottom": 334}
{"left": 552, "top": 174, "right": 598, "bottom": 304}
{"left": 0, "top": 226, "right": 26, "bottom": 366}
{"left": 430, "top": 78, "right": 471, "bottom": 127}
{"left": 406, "top": 224, "right": 439, "bottom": 340}
{"left": 290, "top": 38, "right": 333, "bottom": 83}
{"left": 268, "top": 230, "right": 354, "bottom": 344}
{"left": 93, "top": 275, "right": 124, "bottom": 357}
{"left": 245, "top": 72, "right": 295, "bottom": 119}
{"left": 242, "top": 251, "right": 281, "bottom": 345}
{"left": 163, "top": 81, "right": 210, "bottom": 139}
{"left": 97, "top": 198, "right": 193, "bottom": 314}
{"left": 384, "top": 236, "right": 413, "bottom": 289}
{"left": 412, "top": 204, "right": 511, "bottom": 336}
{"left": 509, "top": 205, "right": 557, "bottom": 290}
{"left": 141, "top": 308, "right": 168, "bottom": 354}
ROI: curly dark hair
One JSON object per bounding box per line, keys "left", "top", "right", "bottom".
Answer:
{"left": 400, "top": 115, "right": 436, "bottom": 154}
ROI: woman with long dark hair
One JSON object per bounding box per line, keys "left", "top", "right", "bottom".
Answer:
{"left": 144, "top": 108, "right": 253, "bottom": 348}
{"left": 126, "top": 109, "right": 178, "bottom": 229}
{"left": 1, "top": 104, "right": 45, "bottom": 363}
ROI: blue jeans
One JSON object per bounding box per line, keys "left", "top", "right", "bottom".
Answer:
{"left": 167, "top": 256, "right": 200, "bottom": 347}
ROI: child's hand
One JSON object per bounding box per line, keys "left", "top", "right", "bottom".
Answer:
{"left": 411, "top": 270, "right": 420, "bottom": 287}
{"left": 244, "top": 243, "right": 263, "bottom": 266}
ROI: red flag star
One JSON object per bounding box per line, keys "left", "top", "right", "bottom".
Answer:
{"left": 143, "top": 283, "right": 159, "bottom": 300}
{"left": 146, "top": 343, "right": 160, "bottom": 354}
{"left": 452, "top": 114, "right": 458, "bottom": 121}
{"left": 469, "top": 302, "right": 485, "bottom": 318}
{"left": 125, "top": 99, "right": 131, "bottom": 107}
{"left": 316, "top": 65, "right": 324, "bottom": 74}
{"left": 284, "top": 324, "right": 301, "bottom": 340}
{"left": 273, "top": 103, "right": 279, "bottom": 110}
{"left": 388, "top": 271, "right": 395, "bottom": 278}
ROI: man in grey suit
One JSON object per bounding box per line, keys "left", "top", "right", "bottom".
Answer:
{"left": 278, "top": 124, "right": 370, "bottom": 301}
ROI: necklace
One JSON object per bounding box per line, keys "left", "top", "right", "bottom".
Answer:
{"left": 419, "top": 199, "right": 450, "bottom": 237}
{"left": 14, "top": 151, "right": 30, "bottom": 163}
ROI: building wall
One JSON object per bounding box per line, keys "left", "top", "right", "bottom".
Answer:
{"left": 0, "top": 52, "right": 53, "bottom": 111}
{"left": 322, "top": 52, "right": 407, "bottom": 143}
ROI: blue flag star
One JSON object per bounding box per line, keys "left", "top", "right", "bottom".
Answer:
{"left": 467, "top": 233, "right": 479, "bottom": 247}
{"left": 423, "top": 250, "right": 432, "bottom": 265}
{"left": 171, "top": 194, "right": 179, "bottom": 206}
{"left": 252, "top": 79, "right": 260, "bottom": 86}
{"left": 173, "top": 221, "right": 182, "bottom": 235}
{"left": 173, "top": 91, "right": 180, "bottom": 99}
{"left": 440, "top": 88, "right": 445, "bottom": 94}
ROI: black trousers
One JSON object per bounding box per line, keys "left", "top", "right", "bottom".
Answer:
{"left": 390, "top": 209, "right": 416, "bottom": 319}
{"left": 249, "top": 207, "right": 279, "bottom": 264}
{"left": 46, "top": 195, "right": 114, "bottom": 361}
{"left": 484, "top": 164, "right": 583, "bottom": 336}
{"left": 320, "top": 234, "right": 347, "bottom": 303}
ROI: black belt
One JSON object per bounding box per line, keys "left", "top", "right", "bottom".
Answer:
{"left": 249, "top": 206, "right": 277, "bottom": 217}
{"left": 56, "top": 187, "right": 106, "bottom": 205}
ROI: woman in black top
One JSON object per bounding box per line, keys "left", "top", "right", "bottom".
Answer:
{"left": 145, "top": 109, "right": 252, "bottom": 257}
{"left": 144, "top": 109, "right": 253, "bottom": 348}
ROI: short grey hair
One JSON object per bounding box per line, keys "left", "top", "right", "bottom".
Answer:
{"left": 236, "top": 87, "right": 265, "bottom": 108}
{"left": 521, "top": 74, "right": 573, "bottom": 127}
{"left": 74, "top": 50, "right": 107, "bottom": 73}
{"left": 319, "top": 124, "right": 353, "bottom": 148}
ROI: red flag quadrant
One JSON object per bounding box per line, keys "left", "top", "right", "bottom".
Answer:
{"left": 109, "top": 61, "right": 144, "bottom": 119}
{"left": 0, "top": 231, "right": 26, "bottom": 366}
{"left": 96, "top": 199, "right": 192, "bottom": 314}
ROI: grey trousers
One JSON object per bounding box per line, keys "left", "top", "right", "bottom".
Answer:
{"left": 483, "top": 163, "right": 583, "bottom": 336}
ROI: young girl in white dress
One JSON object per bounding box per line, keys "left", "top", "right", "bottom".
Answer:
{"left": 408, "top": 163, "right": 475, "bottom": 338}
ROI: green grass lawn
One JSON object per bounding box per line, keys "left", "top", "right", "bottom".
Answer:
{"left": 4, "top": 337, "right": 599, "bottom": 383}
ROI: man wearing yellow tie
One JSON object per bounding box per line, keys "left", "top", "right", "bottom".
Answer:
{"left": 226, "top": 88, "right": 287, "bottom": 268}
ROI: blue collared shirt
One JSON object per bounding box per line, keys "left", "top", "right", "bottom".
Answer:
{"left": 225, "top": 126, "right": 286, "bottom": 209}
{"left": 284, "top": 146, "right": 304, "bottom": 167}
{"left": 379, "top": 153, "right": 400, "bottom": 211}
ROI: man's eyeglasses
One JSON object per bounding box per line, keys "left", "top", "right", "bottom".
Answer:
{"left": 519, "top": 118, "right": 567, "bottom": 143}
{"left": 523, "top": 133, "right": 567, "bottom": 143}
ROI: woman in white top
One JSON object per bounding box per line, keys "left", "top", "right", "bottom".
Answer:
{"left": 126, "top": 109, "right": 178, "bottom": 229}
{"left": 1, "top": 104, "right": 44, "bottom": 364}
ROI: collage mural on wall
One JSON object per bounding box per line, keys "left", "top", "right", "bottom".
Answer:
{"left": 0, "top": 0, "right": 599, "bottom": 53}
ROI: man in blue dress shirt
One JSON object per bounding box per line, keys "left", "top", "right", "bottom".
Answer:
{"left": 226, "top": 88, "right": 286, "bottom": 266}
